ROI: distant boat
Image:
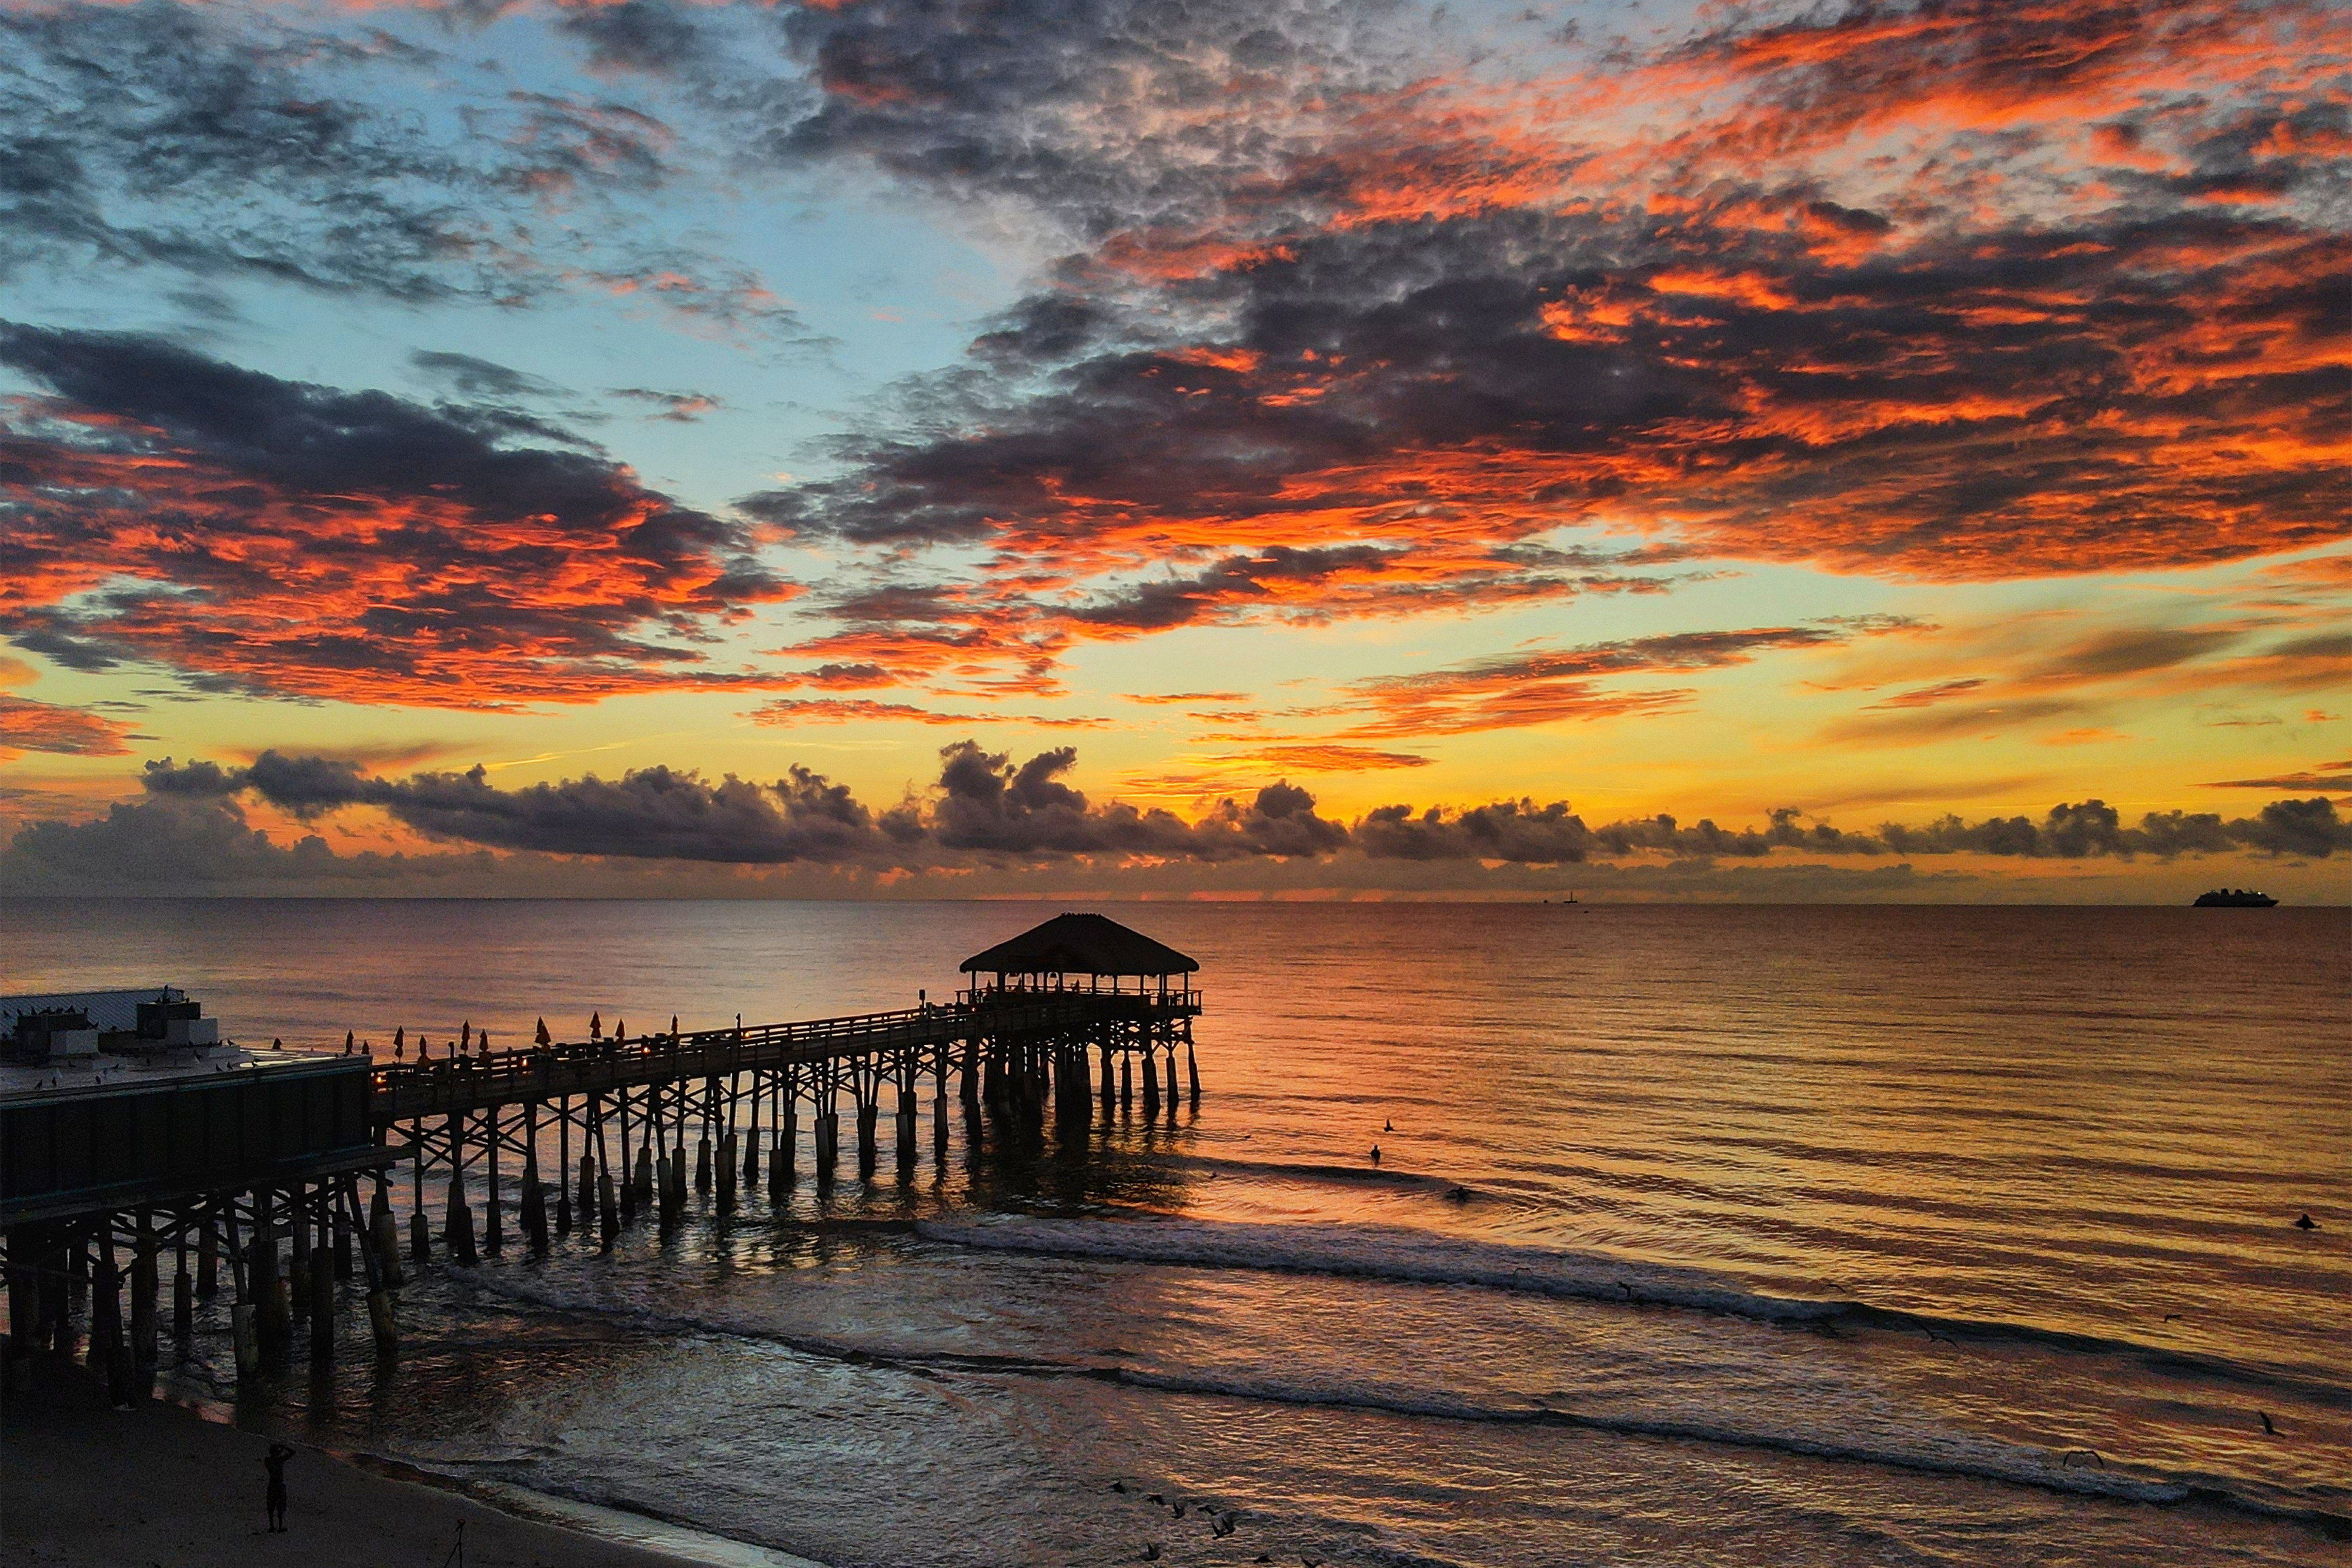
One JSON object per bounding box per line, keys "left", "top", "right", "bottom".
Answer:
{"left": 2193, "top": 888, "right": 2278, "bottom": 907}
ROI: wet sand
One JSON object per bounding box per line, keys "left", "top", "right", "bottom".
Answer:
{"left": 0, "top": 1366, "right": 701, "bottom": 1568}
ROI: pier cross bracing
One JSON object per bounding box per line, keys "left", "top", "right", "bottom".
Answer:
{"left": 0, "top": 915, "right": 1200, "bottom": 1394}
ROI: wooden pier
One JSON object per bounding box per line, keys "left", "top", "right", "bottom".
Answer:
{"left": 2, "top": 914, "right": 1201, "bottom": 1393}
{"left": 0, "top": 1045, "right": 395, "bottom": 1399}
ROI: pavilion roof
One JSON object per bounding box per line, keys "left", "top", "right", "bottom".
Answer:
{"left": 959, "top": 912, "right": 1198, "bottom": 977}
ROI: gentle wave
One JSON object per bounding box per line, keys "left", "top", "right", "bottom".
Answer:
{"left": 452, "top": 1266, "right": 1079, "bottom": 1380}
{"left": 916, "top": 1212, "right": 2352, "bottom": 1407}
{"left": 447, "top": 1258, "right": 2350, "bottom": 1539}
{"left": 1100, "top": 1365, "right": 2191, "bottom": 1506}
{"left": 1172, "top": 1150, "right": 1477, "bottom": 1193}
{"left": 923, "top": 1211, "right": 1848, "bottom": 1319}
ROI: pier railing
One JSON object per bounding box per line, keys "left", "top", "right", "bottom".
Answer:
{"left": 369, "top": 989, "right": 1201, "bottom": 1125}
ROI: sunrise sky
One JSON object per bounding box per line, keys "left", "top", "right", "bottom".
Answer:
{"left": 2, "top": 0, "right": 2349, "bottom": 899}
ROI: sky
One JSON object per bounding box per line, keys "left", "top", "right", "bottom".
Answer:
{"left": 1, "top": 0, "right": 2350, "bottom": 900}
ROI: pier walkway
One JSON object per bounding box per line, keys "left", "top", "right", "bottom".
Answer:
{"left": 372, "top": 988, "right": 1198, "bottom": 1125}
{"left": 3, "top": 912, "right": 1202, "bottom": 1399}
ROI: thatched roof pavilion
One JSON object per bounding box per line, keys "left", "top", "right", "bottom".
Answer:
{"left": 960, "top": 912, "right": 1198, "bottom": 992}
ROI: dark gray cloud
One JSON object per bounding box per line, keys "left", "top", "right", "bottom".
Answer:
{"left": 1358, "top": 794, "right": 2352, "bottom": 863}
{"left": 737, "top": 0, "right": 2352, "bottom": 684}
{"left": 0, "top": 4, "right": 476, "bottom": 300}
{"left": 610, "top": 387, "right": 723, "bottom": 423}
{"left": 926, "top": 742, "right": 1348, "bottom": 858}
{"left": 556, "top": 0, "right": 714, "bottom": 74}
{"left": 0, "top": 794, "right": 488, "bottom": 892}
{"left": 0, "top": 2, "right": 793, "bottom": 327}
{"left": 143, "top": 750, "right": 900, "bottom": 861}
{"left": 411, "top": 351, "right": 567, "bottom": 402}
{"left": 123, "top": 745, "right": 2352, "bottom": 873}
{"left": 135, "top": 742, "right": 1348, "bottom": 864}
{"left": 770, "top": 202, "right": 2352, "bottom": 577}
{"left": 767, "top": 0, "right": 1401, "bottom": 240}
{"left": 0, "top": 324, "right": 791, "bottom": 704}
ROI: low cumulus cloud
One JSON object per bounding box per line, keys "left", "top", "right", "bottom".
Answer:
{"left": 0, "top": 325, "right": 794, "bottom": 705}
{"left": 5, "top": 742, "right": 2341, "bottom": 895}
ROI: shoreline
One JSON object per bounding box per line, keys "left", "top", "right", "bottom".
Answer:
{"left": 0, "top": 1362, "right": 821, "bottom": 1568}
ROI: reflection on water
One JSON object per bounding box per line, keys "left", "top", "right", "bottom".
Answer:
{"left": 4, "top": 900, "right": 2348, "bottom": 1566}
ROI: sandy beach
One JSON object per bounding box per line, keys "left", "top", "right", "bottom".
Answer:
{"left": 1, "top": 1366, "right": 707, "bottom": 1568}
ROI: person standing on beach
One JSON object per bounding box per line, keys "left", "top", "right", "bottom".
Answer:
{"left": 261, "top": 1442, "right": 295, "bottom": 1532}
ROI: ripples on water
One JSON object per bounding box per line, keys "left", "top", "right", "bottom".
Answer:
{"left": 4, "top": 898, "right": 2347, "bottom": 1566}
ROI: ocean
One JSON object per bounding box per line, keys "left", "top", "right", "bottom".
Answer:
{"left": 4, "top": 898, "right": 2347, "bottom": 1566}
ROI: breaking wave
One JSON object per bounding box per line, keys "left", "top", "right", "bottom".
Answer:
{"left": 915, "top": 1212, "right": 2352, "bottom": 1407}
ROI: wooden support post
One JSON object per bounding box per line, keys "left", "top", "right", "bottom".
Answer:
{"left": 446, "top": 1116, "right": 479, "bottom": 1268}
{"left": 598, "top": 1163, "right": 620, "bottom": 1252}
{"left": 816, "top": 1091, "right": 838, "bottom": 1186}
{"left": 717, "top": 1132, "right": 738, "bottom": 1213}
{"left": 90, "top": 1228, "right": 125, "bottom": 1403}
{"left": 228, "top": 1207, "right": 259, "bottom": 1379}
{"left": 1164, "top": 1049, "right": 1179, "bottom": 1121}
{"left": 857, "top": 1096, "right": 878, "bottom": 1179}
{"left": 743, "top": 1082, "right": 760, "bottom": 1189}
{"left": 619, "top": 1088, "right": 638, "bottom": 1222}
{"left": 777, "top": 1096, "right": 797, "bottom": 1193}
{"left": 290, "top": 1189, "right": 313, "bottom": 1323}
{"left": 1188, "top": 1039, "right": 1201, "bottom": 1104}
{"left": 522, "top": 1104, "right": 549, "bottom": 1252}
{"left": 309, "top": 1241, "right": 334, "bottom": 1366}
{"left": 1100, "top": 1042, "right": 1115, "bottom": 1118}
{"left": 412, "top": 1131, "right": 430, "bottom": 1263}
{"left": 932, "top": 1068, "right": 949, "bottom": 1161}
{"left": 594, "top": 1111, "right": 619, "bottom": 1250}
{"left": 696, "top": 1132, "right": 713, "bottom": 1193}
{"left": 172, "top": 1226, "right": 192, "bottom": 1340}
{"left": 131, "top": 1214, "right": 158, "bottom": 1398}
{"left": 556, "top": 1097, "right": 573, "bottom": 1236}
{"left": 196, "top": 1211, "right": 219, "bottom": 1298}
{"left": 6, "top": 1229, "right": 39, "bottom": 1392}
{"left": 373, "top": 1178, "right": 405, "bottom": 1289}
{"left": 484, "top": 1112, "right": 503, "bottom": 1253}
{"left": 349, "top": 1182, "right": 398, "bottom": 1359}
{"left": 41, "top": 1229, "right": 71, "bottom": 1362}
{"left": 652, "top": 1085, "right": 670, "bottom": 1195}
{"left": 1120, "top": 1052, "right": 1132, "bottom": 1115}
{"left": 1141, "top": 1048, "right": 1159, "bottom": 1119}
{"left": 252, "top": 1203, "right": 288, "bottom": 1359}
{"left": 333, "top": 1201, "right": 353, "bottom": 1280}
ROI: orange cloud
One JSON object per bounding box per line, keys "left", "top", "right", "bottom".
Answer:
{"left": 0, "top": 326, "right": 796, "bottom": 708}
{"left": 748, "top": 698, "right": 1108, "bottom": 728}
{"left": 0, "top": 695, "right": 138, "bottom": 760}
{"left": 757, "top": 0, "right": 2352, "bottom": 691}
